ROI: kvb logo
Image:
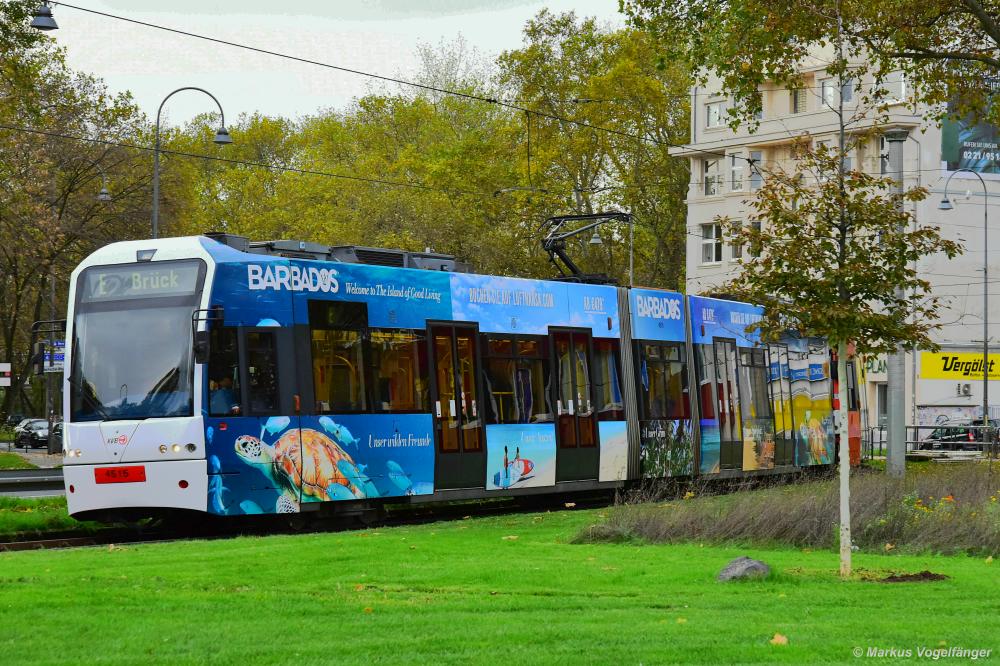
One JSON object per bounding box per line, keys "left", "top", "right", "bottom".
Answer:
{"left": 106, "top": 434, "right": 128, "bottom": 445}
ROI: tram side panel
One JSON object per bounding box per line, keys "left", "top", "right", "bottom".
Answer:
{"left": 449, "top": 273, "right": 626, "bottom": 489}
{"left": 688, "top": 296, "right": 772, "bottom": 474}
{"left": 629, "top": 288, "right": 695, "bottom": 479}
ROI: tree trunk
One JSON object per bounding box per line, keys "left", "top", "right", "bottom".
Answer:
{"left": 837, "top": 340, "right": 852, "bottom": 577}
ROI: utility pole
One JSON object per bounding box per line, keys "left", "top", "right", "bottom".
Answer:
{"left": 46, "top": 270, "right": 55, "bottom": 453}
{"left": 884, "top": 128, "right": 910, "bottom": 478}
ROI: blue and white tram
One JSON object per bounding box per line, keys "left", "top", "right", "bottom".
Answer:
{"left": 62, "top": 234, "right": 845, "bottom": 521}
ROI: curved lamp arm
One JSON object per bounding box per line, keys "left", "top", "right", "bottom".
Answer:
{"left": 152, "top": 87, "right": 231, "bottom": 238}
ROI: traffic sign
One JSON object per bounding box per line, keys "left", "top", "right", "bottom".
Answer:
{"left": 43, "top": 340, "right": 64, "bottom": 373}
{"left": 0, "top": 362, "right": 10, "bottom": 387}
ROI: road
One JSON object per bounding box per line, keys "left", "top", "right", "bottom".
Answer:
{"left": 0, "top": 449, "right": 65, "bottom": 497}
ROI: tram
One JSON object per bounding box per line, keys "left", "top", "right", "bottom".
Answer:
{"left": 61, "top": 233, "right": 860, "bottom": 521}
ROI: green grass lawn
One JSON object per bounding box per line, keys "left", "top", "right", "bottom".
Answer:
{"left": 0, "top": 508, "right": 997, "bottom": 664}
{"left": 0, "top": 497, "right": 88, "bottom": 536}
{"left": 0, "top": 452, "right": 38, "bottom": 470}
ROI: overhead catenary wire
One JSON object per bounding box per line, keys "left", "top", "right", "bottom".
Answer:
{"left": 46, "top": 1, "right": 736, "bottom": 164}
{"left": 35, "top": 2, "right": 1000, "bottom": 200}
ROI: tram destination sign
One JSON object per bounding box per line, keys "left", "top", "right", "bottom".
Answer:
{"left": 80, "top": 261, "right": 201, "bottom": 302}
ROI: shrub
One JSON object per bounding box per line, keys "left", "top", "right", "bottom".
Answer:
{"left": 576, "top": 464, "right": 1000, "bottom": 556}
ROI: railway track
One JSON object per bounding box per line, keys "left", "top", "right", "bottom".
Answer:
{"left": 0, "top": 491, "right": 615, "bottom": 552}
{"left": 0, "top": 466, "right": 841, "bottom": 552}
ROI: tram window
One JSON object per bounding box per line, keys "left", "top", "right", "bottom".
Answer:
{"left": 246, "top": 332, "right": 279, "bottom": 415}
{"left": 482, "top": 334, "right": 552, "bottom": 425}
{"left": 695, "top": 344, "right": 716, "bottom": 419}
{"left": 638, "top": 342, "right": 689, "bottom": 420}
{"left": 369, "top": 329, "right": 428, "bottom": 412}
{"left": 593, "top": 339, "right": 624, "bottom": 421}
{"left": 207, "top": 327, "right": 242, "bottom": 416}
{"left": 310, "top": 301, "right": 368, "bottom": 413}
{"left": 737, "top": 346, "right": 773, "bottom": 420}
{"left": 312, "top": 329, "right": 366, "bottom": 412}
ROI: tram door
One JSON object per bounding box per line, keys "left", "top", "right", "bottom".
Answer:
{"left": 430, "top": 325, "right": 485, "bottom": 489}
{"left": 553, "top": 330, "right": 599, "bottom": 482}
{"left": 713, "top": 338, "right": 742, "bottom": 470}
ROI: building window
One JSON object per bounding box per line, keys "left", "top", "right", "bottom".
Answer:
{"left": 750, "top": 220, "right": 762, "bottom": 258}
{"left": 791, "top": 88, "right": 807, "bottom": 114}
{"left": 842, "top": 153, "right": 853, "bottom": 172}
{"left": 842, "top": 77, "right": 855, "bottom": 103}
{"left": 704, "top": 159, "right": 723, "bottom": 195}
{"left": 885, "top": 71, "right": 907, "bottom": 102}
{"left": 706, "top": 101, "right": 725, "bottom": 128}
{"left": 821, "top": 78, "right": 853, "bottom": 108}
{"left": 730, "top": 153, "right": 744, "bottom": 191}
{"left": 701, "top": 223, "right": 723, "bottom": 263}
{"left": 731, "top": 221, "right": 743, "bottom": 260}
{"left": 749, "top": 150, "right": 763, "bottom": 191}
{"left": 821, "top": 79, "right": 837, "bottom": 108}
{"left": 879, "top": 136, "right": 889, "bottom": 175}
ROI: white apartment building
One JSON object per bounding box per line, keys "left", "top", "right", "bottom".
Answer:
{"left": 671, "top": 55, "right": 1000, "bottom": 429}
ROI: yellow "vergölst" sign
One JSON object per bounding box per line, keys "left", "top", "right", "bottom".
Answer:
{"left": 920, "top": 352, "right": 1000, "bottom": 380}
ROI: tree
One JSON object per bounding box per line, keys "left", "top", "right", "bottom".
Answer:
{"left": 622, "top": 0, "right": 1000, "bottom": 127}
{"left": 0, "top": 19, "right": 150, "bottom": 420}
{"left": 497, "top": 10, "right": 691, "bottom": 286}
{"left": 716, "top": 113, "right": 962, "bottom": 577}
{"left": 165, "top": 14, "right": 693, "bottom": 289}
{"left": 627, "top": 1, "right": 966, "bottom": 575}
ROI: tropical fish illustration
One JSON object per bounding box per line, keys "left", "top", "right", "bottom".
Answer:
{"left": 207, "top": 454, "right": 229, "bottom": 514}
{"left": 385, "top": 460, "right": 412, "bottom": 494}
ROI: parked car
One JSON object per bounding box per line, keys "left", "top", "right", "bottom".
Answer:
{"left": 13, "top": 418, "right": 41, "bottom": 435}
{"left": 5, "top": 413, "right": 25, "bottom": 428}
{"left": 15, "top": 419, "right": 49, "bottom": 449}
{"left": 920, "top": 419, "right": 999, "bottom": 451}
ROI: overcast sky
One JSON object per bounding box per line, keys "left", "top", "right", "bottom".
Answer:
{"left": 47, "top": 1, "right": 624, "bottom": 128}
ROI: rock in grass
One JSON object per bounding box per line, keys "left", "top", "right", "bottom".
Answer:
{"left": 718, "top": 556, "right": 770, "bottom": 582}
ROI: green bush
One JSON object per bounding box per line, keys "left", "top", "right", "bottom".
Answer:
{"left": 577, "top": 464, "right": 1000, "bottom": 556}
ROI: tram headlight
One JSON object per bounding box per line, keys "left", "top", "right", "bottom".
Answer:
{"left": 186, "top": 443, "right": 196, "bottom": 452}
{"left": 171, "top": 444, "right": 182, "bottom": 453}
{"left": 159, "top": 444, "right": 168, "bottom": 454}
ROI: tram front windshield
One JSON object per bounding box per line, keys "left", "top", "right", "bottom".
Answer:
{"left": 70, "top": 260, "right": 205, "bottom": 422}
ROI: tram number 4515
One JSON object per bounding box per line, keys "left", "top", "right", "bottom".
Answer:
{"left": 94, "top": 466, "right": 147, "bottom": 484}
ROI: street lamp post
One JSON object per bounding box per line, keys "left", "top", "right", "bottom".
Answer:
{"left": 152, "top": 87, "right": 232, "bottom": 238}
{"left": 939, "top": 168, "right": 991, "bottom": 439}
{"left": 29, "top": 2, "right": 58, "bottom": 30}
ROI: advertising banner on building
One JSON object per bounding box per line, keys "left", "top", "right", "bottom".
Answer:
{"left": 920, "top": 351, "right": 1000, "bottom": 380}
{"left": 941, "top": 83, "right": 1000, "bottom": 174}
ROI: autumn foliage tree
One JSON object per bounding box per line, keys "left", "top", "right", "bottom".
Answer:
{"left": 623, "top": 0, "right": 1000, "bottom": 127}
{"left": 719, "top": 142, "right": 961, "bottom": 576}
{"left": 1, "top": 1, "right": 150, "bottom": 419}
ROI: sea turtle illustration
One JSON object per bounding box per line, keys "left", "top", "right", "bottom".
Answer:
{"left": 234, "top": 428, "right": 366, "bottom": 505}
